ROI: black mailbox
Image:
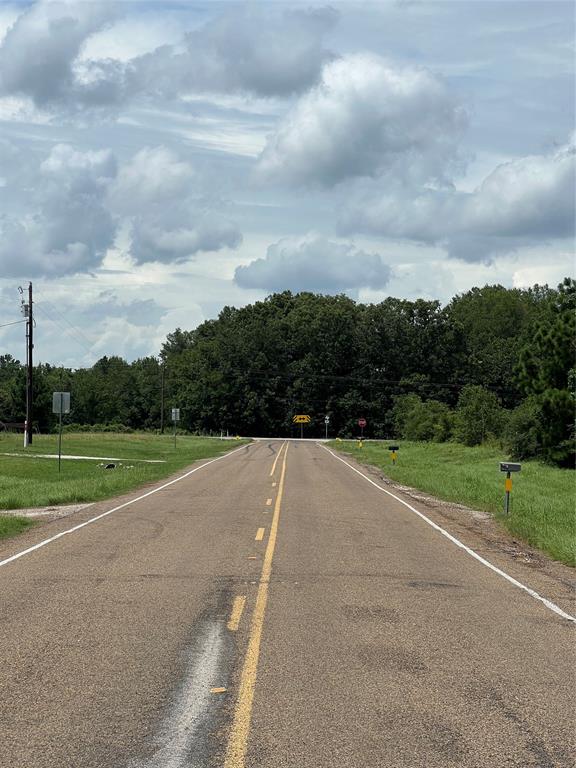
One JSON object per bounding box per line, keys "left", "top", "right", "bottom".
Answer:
{"left": 500, "top": 462, "right": 521, "bottom": 473}
{"left": 388, "top": 445, "right": 399, "bottom": 451}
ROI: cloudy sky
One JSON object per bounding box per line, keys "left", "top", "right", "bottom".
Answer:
{"left": 0, "top": 0, "right": 574, "bottom": 367}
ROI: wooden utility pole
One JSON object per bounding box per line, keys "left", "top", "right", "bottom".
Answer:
{"left": 25, "top": 282, "right": 33, "bottom": 446}
{"left": 160, "top": 363, "right": 165, "bottom": 434}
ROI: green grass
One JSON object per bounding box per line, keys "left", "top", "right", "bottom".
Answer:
{"left": 330, "top": 440, "right": 576, "bottom": 567}
{"left": 0, "top": 432, "right": 249, "bottom": 540}
{"left": 0, "top": 515, "right": 35, "bottom": 539}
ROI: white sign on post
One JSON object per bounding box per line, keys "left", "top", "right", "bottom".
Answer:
{"left": 52, "top": 392, "right": 71, "bottom": 414}
{"left": 171, "top": 408, "right": 180, "bottom": 421}
{"left": 52, "top": 392, "right": 70, "bottom": 473}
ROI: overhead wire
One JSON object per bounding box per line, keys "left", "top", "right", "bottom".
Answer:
{"left": 33, "top": 303, "right": 95, "bottom": 360}
{"left": 34, "top": 289, "right": 97, "bottom": 353}
{"left": 174, "top": 365, "right": 517, "bottom": 395}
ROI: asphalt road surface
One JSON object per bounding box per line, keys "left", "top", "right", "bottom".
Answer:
{"left": 1, "top": 440, "right": 574, "bottom": 767}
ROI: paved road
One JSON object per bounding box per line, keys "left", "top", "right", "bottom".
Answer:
{"left": 0, "top": 440, "right": 574, "bottom": 767}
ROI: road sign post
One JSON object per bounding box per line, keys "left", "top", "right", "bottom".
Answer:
{"left": 292, "top": 414, "right": 311, "bottom": 439}
{"left": 172, "top": 408, "right": 180, "bottom": 448}
{"left": 358, "top": 418, "right": 367, "bottom": 440}
{"left": 388, "top": 445, "right": 399, "bottom": 465}
{"left": 52, "top": 392, "right": 71, "bottom": 473}
{"left": 500, "top": 462, "right": 521, "bottom": 515}
{"left": 324, "top": 415, "right": 330, "bottom": 440}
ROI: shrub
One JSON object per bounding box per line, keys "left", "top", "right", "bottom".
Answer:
{"left": 454, "top": 385, "right": 506, "bottom": 446}
{"left": 404, "top": 400, "right": 454, "bottom": 442}
{"left": 391, "top": 394, "right": 422, "bottom": 437}
{"left": 539, "top": 388, "right": 575, "bottom": 467}
{"left": 505, "top": 396, "right": 543, "bottom": 460}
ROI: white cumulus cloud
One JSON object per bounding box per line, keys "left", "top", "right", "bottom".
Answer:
{"left": 0, "top": 143, "right": 117, "bottom": 277}
{"left": 129, "top": 6, "right": 338, "bottom": 101}
{"left": 341, "top": 139, "right": 576, "bottom": 261}
{"left": 0, "top": 3, "right": 338, "bottom": 111}
{"left": 130, "top": 216, "right": 241, "bottom": 266}
{"left": 234, "top": 234, "right": 391, "bottom": 294}
{"left": 0, "top": 141, "right": 242, "bottom": 276}
{"left": 0, "top": 1, "right": 118, "bottom": 107}
{"left": 109, "top": 146, "right": 195, "bottom": 213}
{"left": 107, "top": 145, "right": 242, "bottom": 265}
{"left": 256, "top": 53, "right": 467, "bottom": 187}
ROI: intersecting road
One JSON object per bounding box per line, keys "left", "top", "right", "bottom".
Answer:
{"left": 1, "top": 441, "right": 574, "bottom": 767}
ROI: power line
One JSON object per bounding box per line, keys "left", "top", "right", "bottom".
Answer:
{"left": 41, "top": 302, "right": 95, "bottom": 351}
{"left": 0, "top": 319, "right": 27, "bottom": 329}
{"left": 182, "top": 366, "right": 518, "bottom": 395}
{"left": 34, "top": 287, "right": 97, "bottom": 351}
{"left": 34, "top": 302, "right": 95, "bottom": 359}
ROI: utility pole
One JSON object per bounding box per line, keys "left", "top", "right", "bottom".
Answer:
{"left": 160, "top": 363, "right": 165, "bottom": 434}
{"left": 20, "top": 283, "right": 33, "bottom": 446}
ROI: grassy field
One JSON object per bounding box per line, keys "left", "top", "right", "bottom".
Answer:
{"left": 0, "top": 432, "right": 249, "bottom": 540}
{"left": 331, "top": 440, "right": 575, "bottom": 567}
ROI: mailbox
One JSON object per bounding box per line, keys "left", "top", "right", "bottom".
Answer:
{"left": 388, "top": 445, "right": 400, "bottom": 451}
{"left": 499, "top": 462, "right": 521, "bottom": 473}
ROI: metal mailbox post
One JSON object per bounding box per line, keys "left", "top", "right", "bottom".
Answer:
{"left": 499, "top": 462, "right": 521, "bottom": 515}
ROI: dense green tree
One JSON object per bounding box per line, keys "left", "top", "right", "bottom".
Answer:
{"left": 505, "top": 396, "right": 543, "bottom": 460}
{"left": 404, "top": 400, "right": 454, "bottom": 442}
{"left": 0, "top": 281, "right": 572, "bottom": 466}
{"left": 447, "top": 284, "right": 546, "bottom": 406}
{"left": 454, "top": 385, "right": 506, "bottom": 446}
{"left": 390, "top": 394, "right": 422, "bottom": 437}
{"left": 0, "top": 354, "right": 24, "bottom": 422}
{"left": 130, "top": 357, "right": 163, "bottom": 429}
{"left": 515, "top": 278, "right": 575, "bottom": 466}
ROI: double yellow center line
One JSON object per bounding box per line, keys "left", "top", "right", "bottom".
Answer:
{"left": 269, "top": 440, "right": 286, "bottom": 477}
{"left": 224, "top": 442, "right": 289, "bottom": 768}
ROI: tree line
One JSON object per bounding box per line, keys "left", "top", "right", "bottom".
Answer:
{"left": 0, "top": 279, "right": 573, "bottom": 466}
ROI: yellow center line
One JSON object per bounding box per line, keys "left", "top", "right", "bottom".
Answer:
{"left": 268, "top": 441, "right": 286, "bottom": 477}
{"left": 255, "top": 527, "right": 265, "bottom": 541}
{"left": 227, "top": 596, "right": 247, "bottom": 632}
{"left": 224, "top": 443, "right": 289, "bottom": 768}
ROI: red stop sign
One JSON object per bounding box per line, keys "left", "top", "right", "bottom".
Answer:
{"left": 358, "top": 418, "right": 367, "bottom": 428}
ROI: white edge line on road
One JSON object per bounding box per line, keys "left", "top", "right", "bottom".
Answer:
{"left": 0, "top": 443, "right": 250, "bottom": 570}
{"left": 320, "top": 444, "right": 576, "bottom": 624}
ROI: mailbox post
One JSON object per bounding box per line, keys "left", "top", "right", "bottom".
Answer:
{"left": 388, "top": 445, "right": 399, "bottom": 465}
{"left": 499, "top": 462, "right": 521, "bottom": 515}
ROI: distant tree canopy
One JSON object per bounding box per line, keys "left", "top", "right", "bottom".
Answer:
{"left": 0, "top": 280, "right": 573, "bottom": 466}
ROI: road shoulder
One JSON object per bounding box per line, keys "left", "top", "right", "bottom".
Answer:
{"left": 323, "top": 445, "right": 576, "bottom": 620}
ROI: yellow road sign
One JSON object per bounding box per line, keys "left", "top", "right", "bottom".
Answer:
{"left": 292, "top": 414, "right": 311, "bottom": 424}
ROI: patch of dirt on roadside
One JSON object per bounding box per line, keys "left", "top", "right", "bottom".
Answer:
{"left": 0, "top": 503, "right": 93, "bottom": 521}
